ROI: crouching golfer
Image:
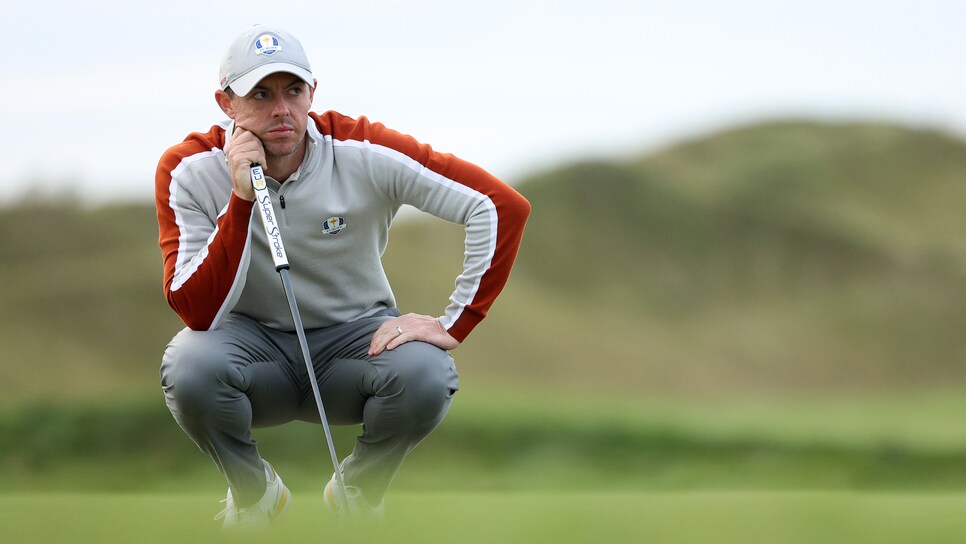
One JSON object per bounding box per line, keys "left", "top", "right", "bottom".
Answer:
{"left": 154, "top": 24, "right": 530, "bottom": 529}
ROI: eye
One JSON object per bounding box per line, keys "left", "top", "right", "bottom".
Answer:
{"left": 288, "top": 87, "right": 303, "bottom": 96}
{"left": 252, "top": 91, "right": 268, "bottom": 100}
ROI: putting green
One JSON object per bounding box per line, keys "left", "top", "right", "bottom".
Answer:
{"left": 2, "top": 491, "right": 965, "bottom": 544}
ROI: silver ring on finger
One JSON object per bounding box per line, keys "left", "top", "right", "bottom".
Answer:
{"left": 396, "top": 326, "right": 404, "bottom": 336}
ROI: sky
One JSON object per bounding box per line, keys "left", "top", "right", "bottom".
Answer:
{"left": 3, "top": 0, "right": 964, "bottom": 205}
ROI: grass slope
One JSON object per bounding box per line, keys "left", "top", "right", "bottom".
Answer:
{"left": 0, "top": 203, "right": 184, "bottom": 404}
{"left": 510, "top": 120, "right": 966, "bottom": 393}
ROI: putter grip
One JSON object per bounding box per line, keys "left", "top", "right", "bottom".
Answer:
{"left": 250, "top": 164, "right": 290, "bottom": 271}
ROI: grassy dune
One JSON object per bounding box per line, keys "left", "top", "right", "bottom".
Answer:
{"left": 513, "top": 121, "right": 966, "bottom": 394}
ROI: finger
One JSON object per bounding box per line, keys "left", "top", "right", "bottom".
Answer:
{"left": 384, "top": 331, "right": 409, "bottom": 352}
{"left": 367, "top": 334, "right": 384, "bottom": 356}
{"left": 368, "top": 323, "right": 395, "bottom": 356}
{"left": 229, "top": 129, "right": 266, "bottom": 161}
{"left": 369, "top": 322, "right": 407, "bottom": 355}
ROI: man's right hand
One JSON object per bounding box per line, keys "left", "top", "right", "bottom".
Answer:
{"left": 224, "top": 127, "right": 266, "bottom": 202}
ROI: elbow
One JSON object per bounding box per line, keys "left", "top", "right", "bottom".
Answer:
{"left": 181, "top": 316, "right": 212, "bottom": 332}
{"left": 508, "top": 190, "right": 531, "bottom": 225}
{"left": 164, "top": 287, "right": 213, "bottom": 331}
{"left": 518, "top": 194, "right": 532, "bottom": 220}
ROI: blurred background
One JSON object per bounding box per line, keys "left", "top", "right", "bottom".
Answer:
{"left": 2, "top": 1, "right": 966, "bottom": 541}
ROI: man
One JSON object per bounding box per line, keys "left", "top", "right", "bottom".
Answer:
{"left": 155, "top": 25, "right": 530, "bottom": 529}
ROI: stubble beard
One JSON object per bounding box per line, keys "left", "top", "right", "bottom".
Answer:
{"left": 265, "top": 134, "right": 306, "bottom": 163}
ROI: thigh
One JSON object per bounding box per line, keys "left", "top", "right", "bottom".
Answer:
{"left": 297, "top": 340, "right": 459, "bottom": 427}
{"left": 295, "top": 313, "right": 392, "bottom": 425}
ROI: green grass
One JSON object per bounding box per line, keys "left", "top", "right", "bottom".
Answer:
{"left": 6, "top": 388, "right": 966, "bottom": 495}
{"left": 3, "top": 491, "right": 966, "bottom": 544}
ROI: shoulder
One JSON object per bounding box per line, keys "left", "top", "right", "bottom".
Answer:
{"left": 310, "top": 110, "right": 377, "bottom": 141}
{"left": 157, "top": 122, "right": 229, "bottom": 179}
{"left": 309, "top": 110, "right": 428, "bottom": 162}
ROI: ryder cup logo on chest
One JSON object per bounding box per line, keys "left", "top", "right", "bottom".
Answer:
{"left": 254, "top": 34, "right": 282, "bottom": 56}
{"left": 322, "top": 217, "right": 347, "bottom": 236}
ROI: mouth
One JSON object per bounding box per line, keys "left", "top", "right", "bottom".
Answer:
{"left": 265, "top": 125, "right": 296, "bottom": 138}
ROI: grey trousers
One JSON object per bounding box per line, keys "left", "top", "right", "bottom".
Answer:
{"left": 160, "top": 309, "right": 459, "bottom": 507}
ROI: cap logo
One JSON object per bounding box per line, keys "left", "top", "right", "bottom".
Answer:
{"left": 254, "top": 34, "right": 282, "bottom": 56}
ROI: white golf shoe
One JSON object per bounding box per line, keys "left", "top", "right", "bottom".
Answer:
{"left": 323, "top": 473, "right": 385, "bottom": 521}
{"left": 215, "top": 460, "right": 292, "bottom": 530}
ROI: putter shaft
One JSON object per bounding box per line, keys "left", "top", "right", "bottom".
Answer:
{"left": 249, "top": 163, "right": 353, "bottom": 517}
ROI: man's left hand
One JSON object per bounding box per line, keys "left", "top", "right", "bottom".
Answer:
{"left": 369, "top": 313, "right": 460, "bottom": 356}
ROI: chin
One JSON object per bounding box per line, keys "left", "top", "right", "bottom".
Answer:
{"left": 266, "top": 140, "right": 303, "bottom": 158}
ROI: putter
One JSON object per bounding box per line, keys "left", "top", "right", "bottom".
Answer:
{"left": 250, "top": 163, "right": 353, "bottom": 517}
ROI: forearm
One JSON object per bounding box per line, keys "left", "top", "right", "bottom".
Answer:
{"left": 441, "top": 183, "right": 530, "bottom": 341}
{"left": 159, "top": 193, "right": 254, "bottom": 330}
{"left": 389, "top": 152, "right": 531, "bottom": 341}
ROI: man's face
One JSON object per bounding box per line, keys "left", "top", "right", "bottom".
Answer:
{"left": 219, "top": 72, "right": 315, "bottom": 159}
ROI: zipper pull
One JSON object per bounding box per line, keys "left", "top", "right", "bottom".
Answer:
{"left": 280, "top": 195, "right": 286, "bottom": 209}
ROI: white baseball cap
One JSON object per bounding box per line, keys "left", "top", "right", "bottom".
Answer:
{"left": 219, "top": 25, "right": 315, "bottom": 96}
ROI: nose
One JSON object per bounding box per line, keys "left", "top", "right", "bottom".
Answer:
{"left": 271, "top": 95, "right": 291, "bottom": 117}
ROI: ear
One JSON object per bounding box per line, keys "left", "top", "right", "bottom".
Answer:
{"left": 214, "top": 89, "right": 235, "bottom": 118}
{"left": 308, "top": 79, "right": 317, "bottom": 103}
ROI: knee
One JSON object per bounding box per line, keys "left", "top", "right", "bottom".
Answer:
{"left": 387, "top": 343, "right": 459, "bottom": 427}
{"left": 160, "top": 330, "right": 240, "bottom": 415}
